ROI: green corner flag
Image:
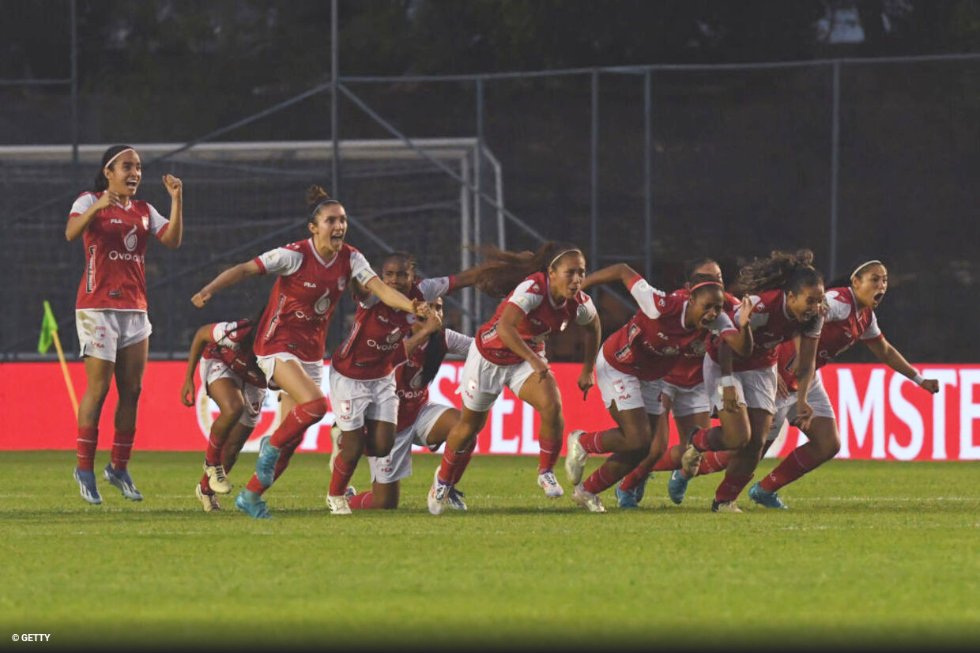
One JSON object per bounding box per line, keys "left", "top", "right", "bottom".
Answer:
{"left": 38, "top": 301, "right": 58, "bottom": 354}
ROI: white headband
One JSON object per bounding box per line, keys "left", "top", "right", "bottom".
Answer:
{"left": 850, "top": 259, "right": 883, "bottom": 279}
{"left": 103, "top": 148, "right": 137, "bottom": 169}
{"left": 549, "top": 248, "right": 583, "bottom": 268}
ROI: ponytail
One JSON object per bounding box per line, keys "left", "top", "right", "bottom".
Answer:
{"left": 733, "top": 249, "right": 823, "bottom": 295}
{"left": 472, "top": 241, "right": 584, "bottom": 298}
{"left": 306, "top": 185, "right": 340, "bottom": 223}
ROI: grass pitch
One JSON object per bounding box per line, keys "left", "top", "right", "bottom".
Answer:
{"left": 0, "top": 451, "right": 976, "bottom": 651}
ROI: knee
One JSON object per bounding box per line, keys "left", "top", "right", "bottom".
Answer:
{"left": 221, "top": 398, "right": 245, "bottom": 423}
{"left": 539, "top": 401, "right": 563, "bottom": 430}
{"left": 116, "top": 381, "right": 143, "bottom": 405}
{"left": 623, "top": 426, "right": 653, "bottom": 453}
{"left": 297, "top": 397, "right": 329, "bottom": 425}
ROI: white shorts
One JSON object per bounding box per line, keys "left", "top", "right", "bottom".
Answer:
{"left": 766, "top": 374, "right": 836, "bottom": 442}
{"left": 458, "top": 341, "right": 538, "bottom": 412}
{"left": 595, "top": 349, "right": 665, "bottom": 416}
{"left": 328, "top": 367, "right": 398, "bottom": 431}
{"left": 200, "top": 358, "right": 268, "bottom": 428}
{"left": 75, "top": 309, "right": 152, "bottom": 362}
{"left": 659, "top": 381, "right": 710, "bottom": 417}
{"left": 703, "top": 356, "right": 776, "bottom": 414}
{"left": 255, "top": 352, "right": 323, "bottom": 389}
{"left": 368, "top": 402, "right": 453, "bottom": 484}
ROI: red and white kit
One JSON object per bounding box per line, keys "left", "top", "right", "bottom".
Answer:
{"left": 462, "top": 271, "right": 597, "bottom": 412}
{"left": 70, "top": 192, "right": 170, "bottom": 360}
{"left": 251, "top": 239, "right": 377, "bottom": 384}
{"left": 368, "top": 329, "right": 473, "bottom": 484}
{"left": 200, "top": 320, "right": 268, "bottom": 428}
{"left": 330, "top": 276, "right": 455, "bottom": 431}
{"left": 596, "top": 277, "right": 736, "bottom": 416}
{"left": 704, "top": 288, "right": 823, "bottom": 414}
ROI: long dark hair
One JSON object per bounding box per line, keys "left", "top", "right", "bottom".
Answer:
{"left": 733, "top": 249, "right": 823, "bottom": 295}
{"left": 828, "top": 258, "right": 885, "bottom": 290}
{"left": 306, "top": 185, "right": 341, "bottom": 224}
{"left": 472, "top": 241, "right": 584, "bottom": 298}
{"left": 417, "top": 330, "right": 449, "bottom": 388}
{"left": 93, "top": 144, "right": 136, "bottom": 192}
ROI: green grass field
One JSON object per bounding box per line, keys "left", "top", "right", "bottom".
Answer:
{"left": 0, "top": 451, "right": 976, "bottom": 651}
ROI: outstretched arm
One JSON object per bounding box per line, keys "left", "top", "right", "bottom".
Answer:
{"left": 402, "top": 311, "right": 444, "bottom": 359}
{"left": 365, "top": 276, "right": 426, "bottom": 316}
{"left": 577, "top": 316, "right": 600, "bottom": 400}
{"left": 864, "top": 336, "right": 939, "bottom": 393}
{"left": 581, "top": 263, "right": 640, "bottom": 292}
{"left": 158, "top": 174, "right": 184, "bottom": 249}
{"left": 192, "top": 260, "right": 261, "bottom": 308}
{"left": 720, "top": 296, "right": 754, "bottom": 358}
{"left": 181, "top": 324, "right": 215, "bottom": 406}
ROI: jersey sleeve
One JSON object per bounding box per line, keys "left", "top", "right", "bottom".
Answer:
{"left": 824, "top": 290, "right": 854, "bottom": 322}
{"left": 419, "top": 276, "right": 452, "bottom": 301}
{"left": 69, "top": 193, "right": 96, "bottom": 218}
{"left": 627, "top": 276, "right": 667, "bottom": 319}
{"left": 860, "top": 311, "right": 883, "bottom": 340}
{"left": 575, "top": 294, "right": 598, "bottom": 325}
{"left": 740, "top": 295, "right": 770, "bottom": 330}
{"left": 708, "top": 311, "right": 737, "bottom": 336}
{"left": 253, "top": 247, "right": 304, "bottom": 276}
{"left": 147, "top": 203, "right": 170, "bottom": 236}
{"left": 507, "top": 279, "right": 544, "bottom": 314}
{"left": 349, "top": 250, "right": 378, "bottom": 287}
{"left": 803, "top": 314, "right": 824, "bottom": 339}
{"left": 445, "top": 329, "right": 474, "bottom": 357}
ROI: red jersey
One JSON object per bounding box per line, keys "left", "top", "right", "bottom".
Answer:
{"left": 395, "top": 329, "right": 472, "bottom": 431}
{"left": 331, "top": 276, "right": 454, "bottom": 381}
{"left": 708, "top": 289, "right": 823, "bottom": 372}
{"left": 815, "top": 287, "right": 883, "bottom": 369}
{"left": 663, "top": 289, "right": 740, "bottom": 388}
{"left": 475, "top": 271, "right": 597, "bottom": 366}
{"left": 603, "top": 277, "right": 737, "bottom": 382}
{"left": 69, "top": 192, "right": 170, "bottom": 311}
{"left": 252, "top": 240, "right": 376, "bottom": 362}
{"left": 775, "top": 340, "right": 799, "bottom": 393}
{"left": 202, "top": 319, "right": 266, "bottom": 388}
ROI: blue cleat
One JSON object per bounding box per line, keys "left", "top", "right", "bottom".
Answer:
{"left": 255, "top": 436, "right": 281, "bottom": 488}
{"left": 667, "top": 469, "right": 690, "bottom": 505}
{"left": 73, "top": 468, "right": 102, "bottom": 505}
{"left": 749, "top": 482, "right": 788, "bottom": 509}
{"left": 103, "top": 464, "right": 143, "bottom": 501}
{"left": 616, "top": 484, "right": 639, "bottom": 509}
{"left": 235, "top": 489, "right": 271, "bottom": 519}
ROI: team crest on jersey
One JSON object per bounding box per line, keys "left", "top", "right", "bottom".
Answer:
{"left": 339, "top": 400, "right": 352, "bottom": 419}
{"left": 141, "top": 215, "right": 149, "bottom": 230}
{"left": 386, "top": 328, "right": 402, "bottom": 344}
{"left": 337, "top": 276, "right": 346, "bottom": 291}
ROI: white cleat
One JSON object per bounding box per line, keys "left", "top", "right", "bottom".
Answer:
{"left": 711, "top": 499, "right": 743, "bottom": 513}
{"left": 328, "top": 424, "right": 343, "bottom": 473}
{"left": 537, "top": 471, "right": 565, "bottom": 498}
{"left": 204, "top": 463, "right": 232, "bottom": 494}
{"left": 195, "top": 484, "right": 221, "bottom": 512}
{"left": 680, "top": 444, "right": 704, "bottom": 479}
{"left": 326, "top": 493, "right": 352, "bottom": 515}
{"left": 571, "top": 483, "right": 606, "bottom": 513}
{"left": 564, "top": 429, "right": 589, "bottom": 485}
{"left": 427, "top": 467, "right": 450, "bottom": 516}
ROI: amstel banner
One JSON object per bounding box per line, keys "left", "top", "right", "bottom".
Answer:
{"left": 1, "top": 362, "right": 977, "bottom": 460}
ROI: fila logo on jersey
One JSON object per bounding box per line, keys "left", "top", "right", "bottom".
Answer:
{"left": 110, "top": 219, "right": 124, "bottom": 225}
{"left": 304, "top": 282, "right": 317, "bottom": 288}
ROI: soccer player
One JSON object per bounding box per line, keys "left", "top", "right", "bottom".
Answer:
{"left": 747, "top": 259, "right": 941, "bottom": 509}
{"left": 191, "top": 185, "right": 424, "bottom": 519}
{"left": 344, "top": 297, "right": 474, "bottom": 511}
{"left": 426, "top": 242, "right": 601, "bottom": 515}
{"left": 326, "top": 251, "right": 479, "bottom": 514}
{"left": 181, "top": 315, "right": 268, "bottom": 512}
{"left": 700, "top": 249, "right": 826, "bottom": 513}
{"left": 563, "top": 265, "right": 753, "bottom": 512}
{"left": 67, "top": 144, "right": 184, "bottom": 505}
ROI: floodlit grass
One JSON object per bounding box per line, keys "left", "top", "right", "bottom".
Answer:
{"left": 0, "top": 451, "right": 976, "bottom": 651}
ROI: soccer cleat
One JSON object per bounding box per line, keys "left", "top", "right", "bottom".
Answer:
{"left": 254, "top": 436, "right": 281, "bottom": 488}
{"left": 564, "top": 429, "right": 589, "bottom": 485}
{"left": 571, "top": 483, "right": 606, "bottom": 513}
{"left": 616, "top": 473, "right": 650, "bottom": 509}
{"left": 447, "top": 487, "right": 468, "bottom": 511}
{"left": 73, "top": 468, "right": 102, "bottom": 505}
{"left": 680, "top": 444, "right": 704, "bottom": 479}
{"left": 537, "top": 471, "right": 565, "bottom": 498}
{"left": 204, "top": 462, "right": 232, "bottom": 494}
{"left": 328, "top": 424, "right": 343, "bottom": 473}
{"left": 326, "top": 493, "right": 352, "bottom": 515}
{"left": 667, "top": 469, "right": 690, "bottom": 505}
{"left": 195, "top": 484, "right": 221, "bottom": 512}
{"left": 235, "top": 489, "right": 271, "bottom": 519}
{"left": 103, "top": 464, "right": 143, "bottom": 501}
{"left": 749, "top": 482, "right": 788, "bottom": 510}
{"left": 711, "top": 499, "right": 742, "bottom": 513}
{"left": 427, "top": 468, "right": 450, "bottom": 516}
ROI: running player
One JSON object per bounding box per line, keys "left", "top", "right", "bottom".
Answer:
{"left": 747, "top": 259, "right": 940, "bottom": 509}
{"left": 426, "top": 242, "right": 601, "bottom": 515}
{"left": 181, "top": 315, "right": 267, "bottom": 512}
{"left": 345, "top": 297, "right": 474, "bottom": 511}
{"left": 67, "top": 144, "right": 184, "bottom": 504}
{"left": 326, "top": 252, "right": 478, "bottom": 514}
{"left": 563, "top": 264, "right": 753, "bottom": 512}
{"left": 191, "top": 185, "right": 424, "bottom": 519}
